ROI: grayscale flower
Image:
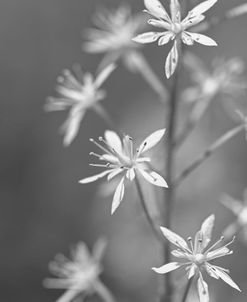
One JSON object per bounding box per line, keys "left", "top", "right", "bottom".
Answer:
{"left": 133, "top": 0, "right": 218, "bottom": 78}
{"left": 222, "top": 189, "right": 247, "bottom": 243}
{"left": 152, "top": 215, "right": 241, "bottom": 302}
{"left": 44, "top": 239, "right": 114, "bottom": 302}
{"left": 79, "top": 129, "right": 168, "bottom": 214}
{"left": 83, "top": 4, "right": 146, "bottom": 71}
{"left": 182, "top": 53, "right": 247, "bottom": 114}
{"left": 45, "top": 64, "right": 115, "bottom": 146}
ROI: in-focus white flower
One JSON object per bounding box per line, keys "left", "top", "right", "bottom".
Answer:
{"left": 79, "top": 129, "right": 168, "bottom": 214}
{"left": 152, "top": 215, "right": 241, "bottom": 302}
{"left": 182, "top": 53, "right": 247, "bottom": 114}
{"left": 83, "top": 4, "right": 146, "bottom": 71}
{"left": 221, "top": 189, "right": 247, "bottom": 243}
{"left": 133, "top": 0, "right": 218, "bottom": 78}
{"left": 45, "top": 64, "right": 115, "bottom": 146}
{"left": 44, "top": 239, "right": 113, "bottom": 302}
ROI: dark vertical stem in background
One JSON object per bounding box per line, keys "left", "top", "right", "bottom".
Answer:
{"left": 181, "top": 277, "right": 193, "bottom": 302}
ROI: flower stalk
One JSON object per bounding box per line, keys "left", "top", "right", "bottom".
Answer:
{"left": 174, "top": 124, "right": 245, "bottom": 187}
{"left": 181, "top": 277, "right": 193, "bottom": 302}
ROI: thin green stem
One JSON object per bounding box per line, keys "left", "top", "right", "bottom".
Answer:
{"left": 181, "top": 277, "right": 193, "bottom": 302}
{"left": 135, "top": 176, "right": 163, "bottom": 242}
{"left": 174, "top": 124, "right": 245, "bottom": 187}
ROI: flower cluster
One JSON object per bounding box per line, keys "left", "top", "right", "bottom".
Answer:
{"left": 45, "top": 64, "right": 115, "bottom": 146}
{"left": 44, "top": 239, "right": 111, "bottom": 302}
{"left": 153, "top": 215, "right": 241, "bottom": 301}
{"left": 79, "top": 129, "right": 167, "bottom": 214}
{"left": 133, "top": 0, "right": 218, "bottom": 78}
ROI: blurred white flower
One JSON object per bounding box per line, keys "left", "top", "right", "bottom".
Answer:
{"left": 222, "top": 189, "right": 247, "bottom": 243}
{"left": 44, "top": 239, "right": 114, "bottom": 302}
{"left": 45, "top": 64, "right": 115, "bottom": 146}
{"left": 83, "top": 4, "right": 146, "bottom": 70}
{"left": 182, "top": 53, "right": 247, "bottom": 114}
{"left": 153, "top": 215, "right": 241, "bottom": 302}
{"left": 79, "top": 129, "right": 168, "bottom": 214}
{"left": 133, "top": 0, "right": 217, "bottom": 78}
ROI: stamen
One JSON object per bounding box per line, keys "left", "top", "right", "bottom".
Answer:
{"left": 205, "top": 236, "right": 225, "bottom": 254}
{"left": 138, "top": 141, "right": 147, "bottom": 155}
{"left": 89, "top": 138, "right": 112, "bottom": 155}
{"left": 89, "top": 152, "right": 101, "bottom": 158}
{"left": 89, "top": 163, "right": 111, "bottom": 168}
{"left": 98, "top": 136, "right": 117, "bottom": 154}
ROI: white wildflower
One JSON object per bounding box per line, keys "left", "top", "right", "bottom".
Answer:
{"left": 45, "top": 64, "right": 115, "bottom": 146}
{"left": 182, "top": 53, "right": 247, "bottom": 115}
{"left": 44, "top": 239, "right": 112, "bottom": 302}
{"left": 133, "top": 0, "right": 218, "bottom": 78}
{"left": 79, "top": 129, "right": 168, "bottom": 214}
{"left": 153, "top": 215, "right": 241, "bottom": 302}
{"left": 83, "top": 4, "right": 146, "bottom": 70}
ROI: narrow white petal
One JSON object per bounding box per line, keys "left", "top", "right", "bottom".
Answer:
{"left": 158, "top": 32, "right": 174, "bottom": 45}
{"left": 212, "top": 267, "right": 241, "bottom": 291}
{"left": 152, "top": 262, "right": 180, "bottom": 274}
{"left": 104, "top": 130, "right": 122, "bottom": 154}
{"left": 132, "top": 32, "right": 163, "bottom": 44}
{"left": 205, "top": 263, "right": 219, "bottom": 279}
{"left": 197, "top": 278, "right": 209, "bottom": 302}
{"left": 148, "top": 19, "right": 172, "bottom": 30}
{"left": 94, "top": 64, "right": 116, "bottom": 88}
{"left": 138, "top": 128, "right": 166, "bottom": 154}
{"left": 182, "top": 15, "right": 205, "bottom": 29}
{"left": 57, "top": 289, "right": 82, "bottom": 302}
{"left": 111, "top": 177, "right": 125, "bottom": 214}
{"left": 170, "top": 0, "right": 181, "bottom": 23}
{"left": 165, "top": 41, "right": 179, "bottom": 78}
{"left": 200, "top": 214, "right": 215, "bottom": 249}
{"left": 171, "top": 249, "right": 187, "bottom": 258}
{"left": 92, "top": 238, "right": 107, "bottom": 263}
{"left": 138, "top": 169, "right": 168, "bottom": 187}
{"left": 61, "top": 109, "right": 85, "bottom": 146}
{"left": 186, "top": 32, "right": 217, "bottom": 46}
{"left": 221, "top": 194, "right": 243, "bottom": 216}
{"left": 144, "top": 0, "right": 171, "bottom": 21}
{"left": 126, "top": 168, "right": 135, "bottom": 181}
{"left": 189, "top": 0, "right": 218, "bottom": 17}
{"left": 160, "top": 226, "right": 189, "bottom": 250}
{"left": 188, "top": 264, "right": 196, "bottom": 279}
{"left": 100, "top": 154, "right": 119, "bottom": 164}
{"left": 79, "top": 170, "right": 111, "bottom": 184}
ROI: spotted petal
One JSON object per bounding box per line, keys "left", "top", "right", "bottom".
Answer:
{"left": 132, "top": 32, "right": 163, "bottom": 44}
{"left": 189, "top": 0, "right": 218, "bottom": 18}
{"left": 197, "top": 277, "right": 209, "bottom": 302}
{"left": 79, "top": 170, "right": 112, "bottom": 184}
{"left": 170, "top": 0, "right": 181, "bottom": 23}
{"left": 165, "top": 40, "right": 179, "bottom": 78}
{"left": 158, "top": 32, "right": 174, "bottom": 45}
{"left": 152, "top": 262, "right": 180, "bottom": 274}
{"left": 160, "top": 226, "right": 189, "bottom": 250}
{"left": 111, "top": 177, "right": 125, "bottom": 214}
{"left": 138, "top": 169, "right": 168, "bottom": 187}
{"left": 144, "top": 0, "right": 171, "bottom": 22}
{"left": 138, "top": 128, "right": 166, "bottom": 154}
{"left": 185, "top": 32, "right": 217, "bottom": 46}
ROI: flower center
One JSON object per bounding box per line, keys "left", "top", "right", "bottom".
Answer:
{"left": 193, "top": 253, "right": 205, "bottom": 265}
{"left": 171, "top": 22, "right": 183, "bottom": 34}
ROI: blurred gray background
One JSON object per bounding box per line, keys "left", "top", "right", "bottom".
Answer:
{"left": 0, "top": 0, "right": 247, "bottom": 301}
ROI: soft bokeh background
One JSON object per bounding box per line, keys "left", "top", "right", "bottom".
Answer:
{"left": 0, "top": 0, "right": 247, "bottom": 301}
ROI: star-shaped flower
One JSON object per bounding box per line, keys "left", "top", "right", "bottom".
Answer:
{"left": 79, "top": 129, "right": 168, "bottom": 214}
{"left": 133, "top": 0, "right": 218, "bottom": 78}
{"left": 44, "top": 239, "right": 113, "bottom": 302}
{"left": 83, "top": 4, "right": 146, "bottom": 71}
{"left": 182, "top": 53, "right": 247, "bottom": 113}
{"left": 152, "top": 215, "right": 241, "bottom": 302}
{"left": 221, "top": 189, "right": 247, "bottom": 243}
{"left": 45, "top": 64, "right": 115, "bottom": 146}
